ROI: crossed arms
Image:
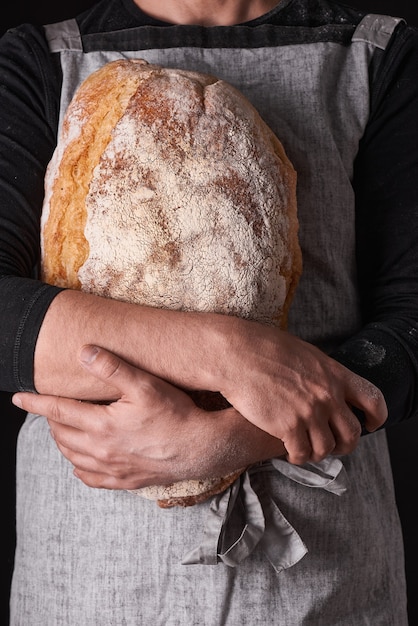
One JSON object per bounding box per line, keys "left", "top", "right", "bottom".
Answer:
{"left": 12, "top": 289, "right": 386, "bottom": 490}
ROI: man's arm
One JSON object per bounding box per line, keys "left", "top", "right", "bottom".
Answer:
{"left": 27, "top": 287, "right": 386, "bottom": 468}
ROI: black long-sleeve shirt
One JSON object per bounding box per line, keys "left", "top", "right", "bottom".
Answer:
{"left": 0, "top": 0, "right": 418, "bottom": 429}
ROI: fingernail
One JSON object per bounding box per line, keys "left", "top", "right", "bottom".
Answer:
{"left": 12, "top": 395, "right": 22, "bottom": 408}
{"left": 80, "top": 345, "right": 99, "bottom": 364}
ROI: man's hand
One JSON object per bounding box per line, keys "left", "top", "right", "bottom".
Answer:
{"left": 216, "top": 320, "right": 388, "bottom": 465}
{"left": 12, "top": 345, "right": 286, "bottom": 490}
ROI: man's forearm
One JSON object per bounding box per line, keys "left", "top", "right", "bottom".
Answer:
{"left": 34, "top": 288, "right": 231, "bottom": 400}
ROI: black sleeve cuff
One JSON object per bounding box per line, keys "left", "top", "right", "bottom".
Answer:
{"left": 330, "top": 322, "right": 418, "bottom": 429}
{"left": 0, "top": 275, "right": 65, "bottom": 392}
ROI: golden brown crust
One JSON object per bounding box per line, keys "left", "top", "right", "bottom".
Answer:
{"left": 40, "top": 59, "right": 302, "bottom": 507}
{"left": 41, "top": 60, "right": 150, "bottom": 287}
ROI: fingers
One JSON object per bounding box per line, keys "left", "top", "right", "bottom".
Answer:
{"left": 281, "top": 403, "right": 362, "bottom": 465}
{"left": 72, "top": 468, "right": 145, "bottom": 491}
{"left": 280, "top": 428, "right": 312, "bottom": 465}
{"left": 56, "top": 442, "right": 147, "bottom": 489}
{"left": 298, "top": 370, "right": 386, "bottom": 463}
{"left": 344, "top": 371, "right": 388, "bottom": 432}
{"left": 325, "top": 406, "right": 361, "bottom": 456}
{"left": 12, "top": 392, "right": 100, "bottom": 428}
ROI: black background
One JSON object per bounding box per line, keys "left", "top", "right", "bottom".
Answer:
{"left": 1, "top": 1, "right": 418, "bottom": 624}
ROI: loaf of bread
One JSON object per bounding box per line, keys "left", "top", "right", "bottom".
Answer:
{"left": 40, "top": 59, "right": 301, "bottom": 507}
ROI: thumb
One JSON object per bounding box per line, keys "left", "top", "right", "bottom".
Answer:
{"left": 79, "top": 344, "right": 127, "bottom": 386}
{"left": 79, "top": 345, "right": 154, "bottom": 397}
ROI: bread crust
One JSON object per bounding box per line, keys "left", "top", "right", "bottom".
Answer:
{"left": 41, "top": 59, "right": 301, "bottom": 507}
